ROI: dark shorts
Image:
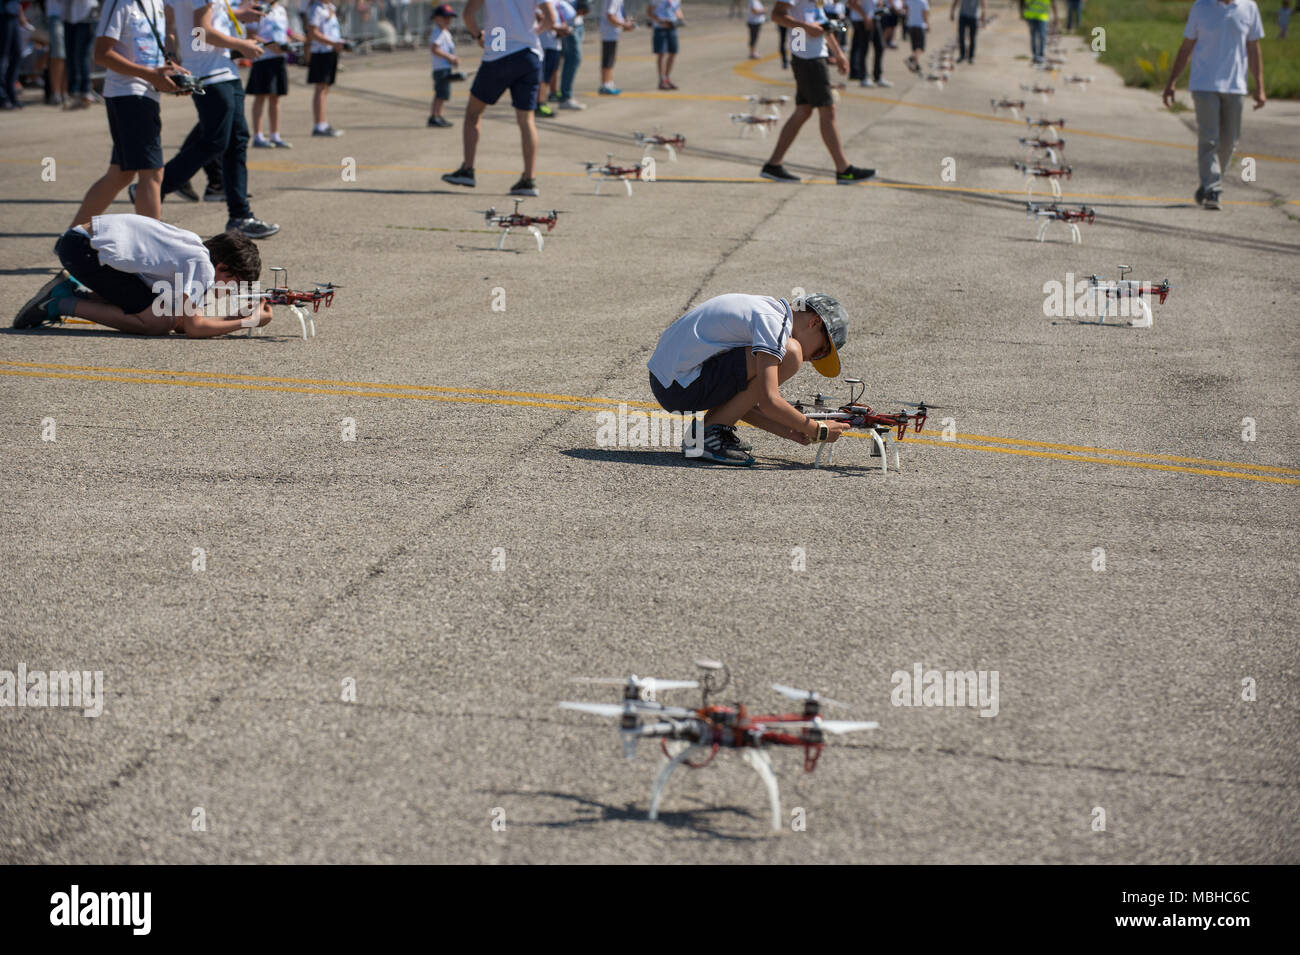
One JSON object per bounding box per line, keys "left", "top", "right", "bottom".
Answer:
{"left": 105, "top": 95, "right": 163, "bottom": 171}
{"left": 600, "top": 39, "right": 617, "bottom": 70}
{"left": 652, "top": 25, "right": 678, "bottom": 54}
{"left": 307, "top": 50, "right": 338, "bottom": 85}
{"left": 432, "top": 68, "right": 451, "bottom": 100}
{"left": 247, "top": 57, "right": 289, "bottom": 96}
{"left": 542, "top": 46, "right": 560, "bottom": 83}
{"left": 909, "top": 26, "right": 926, "bottom": 51}
{"left": 791, "top": 55, "right": 833, "bottom": 108}
{"left": 881, "top": 11, "right": 898, "bottom": 27}
{"left": 470, "top": 48, "right": 542, "bottom": 111}
{"left": 650, "top": 347, "right": 750, "bottom": 414}
{"left": 54, "top": 228, "right": 157, "bottom": 316}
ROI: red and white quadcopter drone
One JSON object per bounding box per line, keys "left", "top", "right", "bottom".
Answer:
{"left": 1020, "top": 82, "right": 1056, "bottom": 102}
{"left": 792, "top": 377, "right": 936, "bottom": 473}
{"left": 730, "top": 112, "right": 780, "bottom": 138}
{"left": 992, "top": 97, "right": 1027, "bottom": 117}
{"left": 1026, "top": 115, "right": 1067, "bottom": 138}
{"left": 1087, "top": 264, "right": 1172, "bottom": 328}
{"left": 582, "top": 155, "right": 654, "bottom": 196}
{"left": 476, "top": 199, "right": 562, "bottom": 252}
{"left": 1014, "top": 160, "right": 1073, "bottom": 197}
{"left": 746, "top": 93, "right": 789, "bottom": 117}
{"left": 559, "top": 660, "right": 879, "bottom": 832}
{"left": 1026, "top": 202, "right": 1095, "bottom": 244}
{"left": 1020, "top": 135, "right": 1066, "bottom": 164}
{"left": 633, "top": 129, "right": 685, "bottom": 162}
{"left": 241, "top": 267, "right": 341, "bottom": 339}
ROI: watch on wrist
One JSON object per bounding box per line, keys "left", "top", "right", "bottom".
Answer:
{"left": 816, "top": 423, "right": 829, "bottom": 442}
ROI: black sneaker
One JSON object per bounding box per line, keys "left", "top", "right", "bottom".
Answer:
{"left": 685, "top": 424, "right": 754, "bottom": 465}
{"left": 442, "top": 166, "right": 475, "bottom": 187}
{"left": 203, "top": 184, "right": 226, "bottom": 202}
{"left": 1203, "top": 191, "right": 1221, "bottom": 210}
{"left": 1194, "top": 186, "right": 1206, "bottom": 206}
{"left": 227, "top": 216, "right": 281, "bottom": 238}
{"left": 760, "top": 162, "right": 801, "bottom": 183}
{"left": 127, "top": 183, "right": 137, "bottom": 204}
{"left": 509, "top": 176, "right": 539, "bottom": 197}
{"left": 13, "top": 270, "right": 75, "bottom": 328}
{"left": 716, "top": 424, "right": 753, "bottom": 452}
{"left": 836, "top": 165, "right": 876, "bottom": 185}
{"left": 174, "top": 182, "right": 200, "bottom": 202}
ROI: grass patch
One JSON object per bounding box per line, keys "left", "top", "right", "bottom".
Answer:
{"left": 1076, "top": 0, "right": 1298, "bottom": 99}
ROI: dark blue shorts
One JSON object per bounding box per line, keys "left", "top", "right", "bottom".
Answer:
{"left": 653, "top": 26, "right": 678, "bottom": 55}
{"left": 470, "top": 48, "right": 542, "bottom": 111}
{"left": 542, "top": 47, "right": 560, "bottom": 83}
{"left": 650, "top": 347, "right": 750, "bottom": 413}
{"left": 55, "top": 228, "right": 157, "bottom": 315}
{"left": 433, "top": 68, "right": 451, "bottom": 100}
{"left": 105, "top": 95, "right": 163, "bottom": 171}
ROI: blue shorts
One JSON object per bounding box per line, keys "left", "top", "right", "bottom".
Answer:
{"left": 433, "top": 68, "right": 451, "bottom": 100}
{"left": 542, "top": 47, "right": 560, "bottom": 83}
{"left": 650, "top": 347, "right": 750, "bottom": 414}
{"left": 470, "top": 48, "right": 542, "bottom": 111}
{"left": 105, "top": 95, "right": 163, "bottom": 171}
{"left": 653, "top": 26, "right": 679, "bottom": 55}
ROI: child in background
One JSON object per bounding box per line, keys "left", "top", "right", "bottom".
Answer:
{"left": 598, "top": 0, "right": 634, "bottom": 95}
{"left": 746, "top": 0, "right": 765, "bottom": 59}
{"left": 1280, "top": 1, "right": 1291, "bottom": 39}
{"left": 306, "top": 0, "right": 344, "bottom": 136}
{"left": 538, "top": 0, "right": 575, "bottom": 115}
{"left": 557, "top": 0, "right": 587, "bottom": 108}
{"left": 427, "top": 3, "right": 457, "bottom": 127}
{"left": 648, "top": 0, "right": 683, "bottom": 90}
{"left": 904, "top": 0, "right": 928, "bottom": 74}
{"left": 249, "top": 0, "right": 298, "bottom": 148}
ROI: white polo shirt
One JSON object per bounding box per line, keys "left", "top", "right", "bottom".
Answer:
{"left": 649, "top": 294, "right": 793, "bottom": 389}
{"left": 98, "top": 0, "right": 169, "bottom": 99}
{"left": 91, "top": 214, "right": 216, "bottom": 309}
{"left": 905, "top": 0, "right": 927, "bottom": 29}
{"left": 748, "top": 0, "right": 765, "bottom": 26}
{"left": 254, "top": 3, "right": 291, "bottom": 61}
{"left": 308, "top": 1, "right": 341, "bottom": 54}
{"left": 599, "top": 0, "right": 624, "bottom": 41}
{"left": 1183, "top": 0, "right": 1265, "bottom": 94}
{"left": 787, "top": 0, "right": 829, "bottom": 59}
{"left": 168, "top": 0, "right": 239, "bottom": 85}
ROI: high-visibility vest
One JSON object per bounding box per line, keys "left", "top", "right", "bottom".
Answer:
{"left": 1023, "top": 0, "right": 1050, "bottom": 21}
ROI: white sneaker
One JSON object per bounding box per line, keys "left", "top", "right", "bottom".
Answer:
{"left": 876, "top": 78, "right": 894, "bottom": 88}
{"left": 558, "top": 98, "right": 586, "bottom": 110}
{"left": 859, "top": 78, "right": 875, "bottom": 87}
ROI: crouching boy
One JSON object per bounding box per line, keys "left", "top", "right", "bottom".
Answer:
{"left": 647, "top": 291, "right": 851, "bottom": 465}
{"left": 13, "top": 213, "right": 272, "bottom": 337}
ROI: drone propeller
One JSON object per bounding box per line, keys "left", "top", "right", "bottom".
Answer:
{"left": 559, "top": 699, "right": 698, "bottom": 719}
{"left": 818, "top": 719, "right": 880, "bottom": 735}
{"left": 558, "top": 701, "right": 624, "bottom": 718}
{"left": 771, "top": 684, "right": 847, "bottom": 709}
{"left": 884, "top": 399, "right": 944, "bottom": 410}
{"left": 575, "top": 676, "right": 699, "bottom": 692}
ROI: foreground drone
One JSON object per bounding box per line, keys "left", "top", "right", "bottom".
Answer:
{"left": 1026, "top": 202, "right": 1095, "bottom": 244}
{"left": 583, "top": 155, "right": 653, "bottom": 196}
{"left": 560, "top": 661, "right": 878, "bottom": 832}
{"left": 1087, "top": 265, "right": 1172, "bottom": 328}
{"left": 242, "top": 267, "right": 341, "bottom": 339}
{"left": 633, "top": 130, "right": 685, "bottom": 162}
{"left": 792, "top": 377, "right": 935, "bottom": 473}
{"left": 477, "top": 199, "right": 562, "bottom": 252}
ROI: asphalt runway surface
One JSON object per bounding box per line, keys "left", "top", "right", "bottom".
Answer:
{"left": 1, "top": 4, "right": 1297, "bottom": 863}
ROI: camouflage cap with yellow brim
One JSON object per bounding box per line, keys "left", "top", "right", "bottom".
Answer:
{"left": 803, "top": 293, "right": 848, "bottom": 378}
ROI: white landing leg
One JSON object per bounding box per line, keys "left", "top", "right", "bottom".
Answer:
{"left": 593, "top": 178, "right": 603, "bottom": 195}
{"left": 664, "top": 143, "right": 677, "bottom": 162}
{"left": 528, "top": 225, "right": 544, "bottom": 252}
{"left": 648, "top": 743, "right": 709, "bottom": 821}
{"left": 496, "top": 227, "right": 510, "bottom": 250}
{"left": 1036, "top": 219, "right": 1050, "bottom": 242}
{"left": 741, "top": 749, "right": 782, "bottom": 833}
{"left": 291, "top": 304, "right": 314, "bottom": 339}
{"left": 623, "top": 177, "right": 634, "bottom": 196}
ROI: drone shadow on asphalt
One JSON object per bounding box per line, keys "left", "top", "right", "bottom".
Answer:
{"left": 485, "top": 789, "right": 769, "bottom": 842}
{"left": 562, "top": 447, "right": 890, "bottom": 476}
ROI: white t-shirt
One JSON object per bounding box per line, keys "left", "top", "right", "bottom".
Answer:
{"left": 67, "top": 0, "right": 96, "bottom": 22}
{"left": 170, "top": 0, "right": 238, "bottom": 84}
{"left": 481, "top": 0, "right": 549, "bottom": 62}
{"left": 254, "top": 3, "right": 290, "bottom": 60}
{"left": 430, "top": 23, "right": 455, "bottom": 69}
{"left": 747, "top": 0, "right": 765, "bottom": 25}
{"left": 652, "top": 0, "right": 681, "bottom": 24}
{"left": 599, "top": 0, "right": 624, "bottom": 40}
{"left": 905, "top": 0, "right": 927, "bottom": 29}
{"left": 1184, "top": 0, "right": 1264, "bottom": 94}
{"left": 91, "top": 214, "right": 217, "bottom": 310}
{"left": 308, "top": 1, "right": 340, "bottom": 54}
{"left": 787, "top": 0, "right": 828, "bottom": 59}
{"left": 98, "top": 0, "right": 169, "bottom": 100}
{"left": 824, "top": 1, "right": 845, "bottom": 20}
{"left": 649, "top": 294, "right": 793, "bottom": 389}
{"left": 542, "top": 0, "right": 575, "bottom": 50}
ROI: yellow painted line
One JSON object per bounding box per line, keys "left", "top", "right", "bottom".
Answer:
{"left": 732, "top": 53, "right": 1300, "bottom": 166}
{"left": 2, "top": 360, "right": 1295, "bottom": 486}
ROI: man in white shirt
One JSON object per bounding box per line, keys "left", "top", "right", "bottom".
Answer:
{"left": 441, "top": 0, "right": 558, "bottom": 197}
{"left": 1162, "top": 0, "right": 1266, "bottom": 210}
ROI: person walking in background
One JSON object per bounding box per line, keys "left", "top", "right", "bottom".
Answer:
{"left": 1278, "top": 0, "right": 1291, "bottom": 39}
{"left": 648, "top": 0, "right": 683, "bottom": 90}
{"left": 951, "top": 0, "right": 983, "bottom": 64}
{"left": 557, "top": 0, "right": 585, "bottom": 107}
{"left": 598, "top": 0, "right": 634, "bottom": 94}
{"left": 1020, "top": 0, "right": 1056, "bottom": 65}
{"left": 0, "top": 0, "right": 33, "bottom": 108}
{"left": 1163, "top": 0, "right": 1266, "bottom": 211}
{"left": 1065, "top": 0, "right": 1081, "bottom": 32}
{"left": 746, "top": 0, "right": 764, "bottom": 59}
{"left": 64, "top": 0, "right": 97, "bottom": 108}
{"left": 45, "top": 0, "right": 68, "bottom": 105}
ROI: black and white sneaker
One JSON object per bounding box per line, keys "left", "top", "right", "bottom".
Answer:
{"left": 1194, "top": 186, "right": 1206, "bottom": 206}
{"left": 175, "top": 182, "right": 200, "bottom": 202}
{"left": 442, "top": 166, "right": 475, "bottom": 187}
{"left": 715, "top": 424, "right": 752, "bottom": 452}
{"left": 226, "top": 216, "right": 280, "bottom": 239}
{"left": 836, "top": 164, "right": 876, "bottom": 185}
{"left": 509, "top": 177, "right": 539, "bottom": 197}
{"left": 127, "top": 183, "right": 136, "bottom": 204}
{"left": 760, "top": 162, "right": 801, "bottom": 183}
{"left": 203, "top": 184, "right": 225, "bottom": 202}
{"left": 684, "top": 423, "right": 755, "bottom": 465}
{"left": 1203, "top": 190, "right": 1221, "bottom": 210}
{"left": 311, "top": 125, "right": 343, "bottom": 137}
{"left": 13, "top": 270, "right": 75, "bottom": 328}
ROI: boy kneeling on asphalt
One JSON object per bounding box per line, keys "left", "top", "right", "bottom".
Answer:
{"left": 13, "top": 213, "right": 272, "bottom": 337}
{"left": 648, "top": 292, "right": 851, "bottom": 465}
